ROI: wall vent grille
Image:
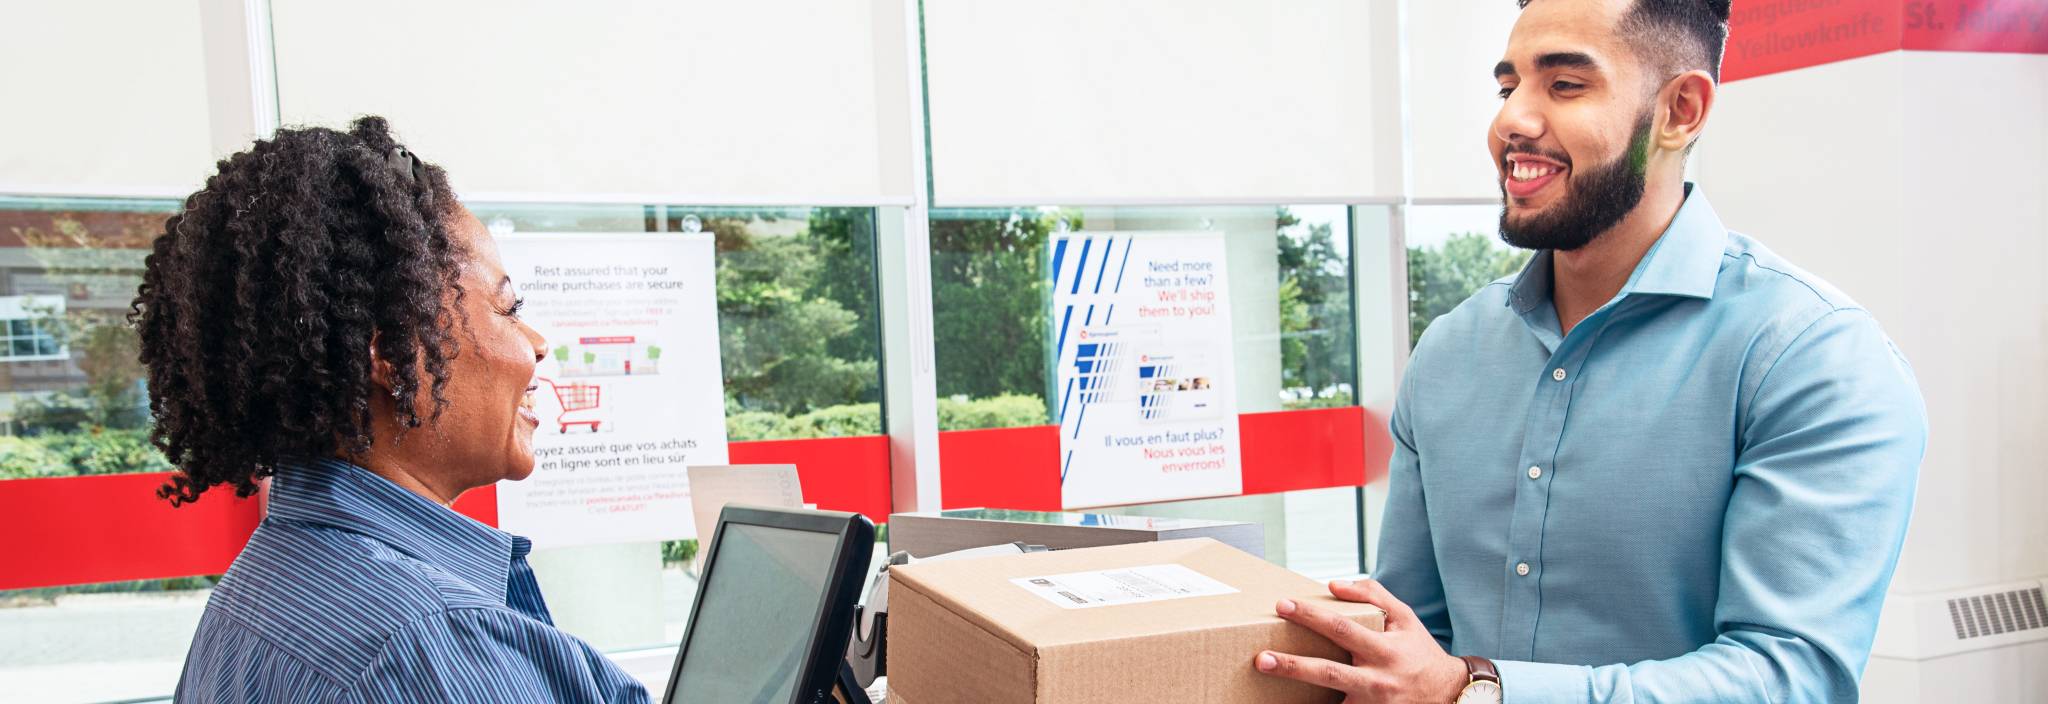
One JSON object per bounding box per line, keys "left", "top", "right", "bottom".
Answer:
{"left": 1947, "top": 587, "right": 2047, "bottom": 640}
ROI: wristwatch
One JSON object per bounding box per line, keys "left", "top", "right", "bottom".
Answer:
{"left": 1454, "top": 655, "right": 1502, "bottom": 704}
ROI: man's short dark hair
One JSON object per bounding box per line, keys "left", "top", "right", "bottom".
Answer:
{"left": 1519, "top": 0, "right": 1731, "bottom": 82}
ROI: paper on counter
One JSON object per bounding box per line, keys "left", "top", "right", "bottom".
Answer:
{"left": 686, "top": 464, "right": 804, "bottom": 570}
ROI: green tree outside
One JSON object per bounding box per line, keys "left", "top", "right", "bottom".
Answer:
{"left": 710, "top": 212, "right": 881, "bottom": 420}
{"left": 1274, "top": 210, "right": 1355, "bottom": 406}
{"left": 1406, "top": 231, "right": 1532, "bottom": 346}
{"left": 927, "top": 208, "right": 1073, "bottom": 406}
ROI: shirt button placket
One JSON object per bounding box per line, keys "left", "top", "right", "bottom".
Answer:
{"left": 1504, "top": 356, "right": 1574, "bottom": 660}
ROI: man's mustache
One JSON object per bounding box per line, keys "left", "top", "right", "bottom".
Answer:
{"left": 1501, "top": 142, "right": 1571, "bottom": 168}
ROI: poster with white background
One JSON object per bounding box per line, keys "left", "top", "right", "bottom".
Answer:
{"left": 493, "top": 233, "right": 729, "bottom": 548}
{"left": 1053, "top": 231, "right": 1242, "bottom": 508}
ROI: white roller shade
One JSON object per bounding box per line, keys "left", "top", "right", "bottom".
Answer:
{"left": 271, "top": 0, "right": 914, "bottom": 205}
{"left": 0, "top": 1, "right": 214, "bottom": 196}
{"left": 923, "top": 0, "right": 1387, "bottom": 205}
{"left": 1407, "top": 1, "right": 1520, "bottom": 201}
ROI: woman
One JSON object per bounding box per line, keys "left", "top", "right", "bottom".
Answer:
{"left": 134, "top": 117, "right": 650, "bottom": 702}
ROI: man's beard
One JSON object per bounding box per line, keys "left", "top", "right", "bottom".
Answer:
{"left": 1498, "top": 110, "right": 1653, "bottom": 252}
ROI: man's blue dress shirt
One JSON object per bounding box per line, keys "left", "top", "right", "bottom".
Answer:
{"left": 176, "top": 458, "right": 650, "bottom": 703}
{"left": 1376, "top": 186, "right": 1925, "bottom": 703}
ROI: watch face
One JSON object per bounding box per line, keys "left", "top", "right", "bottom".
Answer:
{"left": 1456, "top": 680, "right": 1503, "bottom": 704}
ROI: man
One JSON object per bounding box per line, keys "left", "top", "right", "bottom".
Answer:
{"left": 1253, "top": 1, "right": 1925, "bottom": 702}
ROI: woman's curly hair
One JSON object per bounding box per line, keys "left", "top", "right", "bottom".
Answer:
{"left": 130, "top": 116, "right": 468, "bottom": 505}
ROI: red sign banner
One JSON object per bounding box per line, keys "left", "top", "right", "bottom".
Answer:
{"left": 1902, "top": 0, "right": 2048, "bottom": 53}
{"left": 1724, "top": 0, "right": 1904, "bottom": 82}
{"left": 1724, "top": 0, "right": 2046, "bottom": 82}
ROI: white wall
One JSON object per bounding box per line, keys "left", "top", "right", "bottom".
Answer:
{"left": 1697, "top": 49, "right": 2048, "bottom": 701}
{"left": 1865, "top": 641, "right": 2048, "bottom": 704}
{"left": 0, "top": 1, "right": 216, "bottom": 195}
{"left": 1895, "top": 51, "right": 2048, "bottom": 593}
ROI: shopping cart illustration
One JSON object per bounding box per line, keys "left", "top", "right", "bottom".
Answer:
{"left": 540, "top": 378, "right": 604, "bottom": 433}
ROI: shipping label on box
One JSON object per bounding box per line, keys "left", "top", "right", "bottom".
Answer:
{"left": 887, "top": 508, "right": 1266, "bottom": 559}
{"left": 1010, "top": 563, "right": 1239, "bottom": 609}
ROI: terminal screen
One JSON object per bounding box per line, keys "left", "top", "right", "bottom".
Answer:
{"left": 669, "top": 523, "right": 839, "bottom": 704}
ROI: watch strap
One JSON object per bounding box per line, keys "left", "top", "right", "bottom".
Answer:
{"left": 1461, "top": 655, "right": 1500, "bottom": 685}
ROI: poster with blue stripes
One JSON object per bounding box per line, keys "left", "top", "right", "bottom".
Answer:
{"left": 1052, "top": 230, "right": 1242, "bottom": 508}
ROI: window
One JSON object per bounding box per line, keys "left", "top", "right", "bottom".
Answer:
{"left": 928, "top": 204, "right": 1377, "bottom": 577}
{"left": 0, "top": 200, "right": 889, "bottom": 697}
{"left": 265, "top": 0, "right": 919, "bottom": 659}
{"left": 3, "top": 0, "right": 1418, "bottom": 699}
{"left": 463, "top": 202, "right": 889, "bottom": 444}
{"left": 465, "top": 203, "right": 888, "bottom": 652}
{"left": 0, "top": 197, "right": 191, "bottom": 701}
{"left": 0, "top": 198, "right": 172, "bottom": 477}
{"left": 0, "top": 313, "right": 67, "bottom": 362}
{"left": 1403, "top": 204, "right": 1530, "bottom": 346}
{"left": 930, "top": 206, "right": 1358, "bottom": 421}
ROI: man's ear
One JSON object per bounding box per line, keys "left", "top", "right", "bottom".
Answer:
{"left": 1656, "top": 69, "right": 1716, "bottom": 153}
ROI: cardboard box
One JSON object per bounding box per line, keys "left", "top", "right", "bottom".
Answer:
{"left": 888, "top": 508, "right": 1265, "bottom": 559}
{"left": 887, "top": 538, "right": 1383, "bottom": 704}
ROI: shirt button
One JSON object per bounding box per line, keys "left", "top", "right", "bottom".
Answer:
{"left": 1552, "top": 368, "right": 1568, "bottom": 382}
{"left": 1528, "top": 466, "right": 1543, "bottom": 480}
{"left": 1516, "top": 562, "right": 1531, "bottom": 576}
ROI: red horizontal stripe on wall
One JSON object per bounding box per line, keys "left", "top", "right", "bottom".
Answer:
{"left": 452, "top": 484, "right": 498, "bottom": 526}
{"left": 0, "top": 435, "right": 893, "bottom": 592}
{"left": 454, "top": 437, "right": 894, "bottom": 526}
{"left": 458, "top": 437, "right": 893, "bottom": 526}
{"left": 1240, "top": 406, "right": 1378, "bottom": 494}
{"left": 0, "top": 472, "right": 260, "bottom": 591}
{"left": 2, "top": 414, "right": 1378, "bottom": 591}
{"left": 936, "top": 406, "right": 1389, "bottom": 512}
{"left": 938, "top": 425, "right": 1063, "bottom": 511}
{"left": 730, "top": 435, "right": 893, "bottom": 524}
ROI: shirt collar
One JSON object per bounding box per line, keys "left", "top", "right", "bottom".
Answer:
{"left": 268, "top": 457, "right": 518, "bottom": 600}
{"left": 1507, "top": 182, "right": 1726, "bottom": 313}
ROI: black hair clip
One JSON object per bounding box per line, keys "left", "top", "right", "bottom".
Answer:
{"left": 385, "top": 146, "right": 425, "bottom": 185}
